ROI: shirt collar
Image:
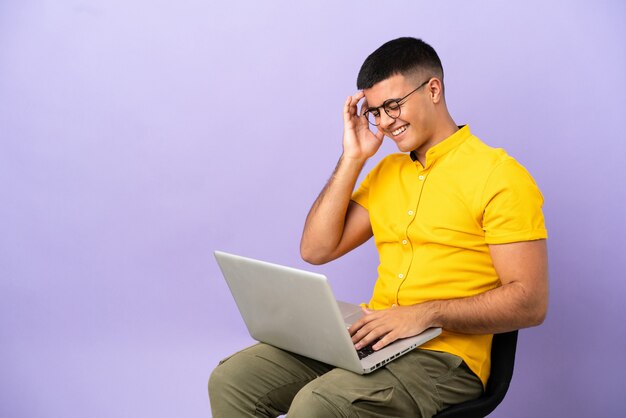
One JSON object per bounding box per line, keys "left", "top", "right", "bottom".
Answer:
{"left": 409, "top": 125, "right": 471, "bottom": 167}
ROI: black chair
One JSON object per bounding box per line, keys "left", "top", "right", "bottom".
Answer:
{"left": 433, "top": 330, "right": 519, "bottom": 418}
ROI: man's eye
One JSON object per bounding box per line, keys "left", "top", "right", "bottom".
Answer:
{"left": 385, "top": 101, "right": 401, "bottom": 111}
{"left": 369, "top": 109, "right": 381, "bottom": 117}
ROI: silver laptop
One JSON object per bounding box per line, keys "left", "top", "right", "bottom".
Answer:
{"left": 214, "top": 250, "right": 442, "bottom": 374}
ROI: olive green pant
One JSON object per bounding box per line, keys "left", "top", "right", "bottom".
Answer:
{"left": 209, "top": 343, "right": 483, "bottom": 418}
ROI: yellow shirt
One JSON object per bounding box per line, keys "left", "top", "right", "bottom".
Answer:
{"left": 351, "top": 125, "right": 547, "bottom": 386}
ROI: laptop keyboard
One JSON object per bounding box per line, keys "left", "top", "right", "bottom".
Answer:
{"left": 346, "top": 325, "right": 379, "bottom": 359}
{"left": 356, "top": 343, "right": 376, "bottom": 359}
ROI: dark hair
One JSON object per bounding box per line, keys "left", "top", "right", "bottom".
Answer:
{"left": 356, "top": 37, "right": 444, "bottom": 90}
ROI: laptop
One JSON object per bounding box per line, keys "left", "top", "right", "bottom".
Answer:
{"left": 214, "top": 250, "right": 442, "bottom": 374}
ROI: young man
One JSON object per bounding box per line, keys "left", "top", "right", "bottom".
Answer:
{"left": 209, "top": 37, "right": 548, "bottom": 417}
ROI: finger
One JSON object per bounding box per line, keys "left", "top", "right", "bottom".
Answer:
{"left": 350, "top": 318, "right": 375, "bottom": 343}
{"left": 373, "top": 331, "right": 397, "bottom": 351}
{"left": 352, "top": 90, "right": 365, "bottom": 101}
{"left": 355, "top": 325, "right": 389, "bottom": 349}
{"left": 349, "top": 91, "right": 365, "bottom": 113}
{"left": 360, "top": 306, "right": 374, "bottom": 315}
{"left": 343, "top": 96, "right": 352, "bottom": 122}
{"left": 344, "top": 97, "right": 360, "bottom": 123}
{"left": 349, "top": 308, "right": 379, "bottom": 337}
{"left": 358, "top": 97, "right": 370, "bottom": 119}
{"left": 349, "top": 316, "right": 371, "bottom": 337}
{"left": 354, "top": 92, "right": 367, "bottom": 119}
{"left": 352, "top": 318, "right": 388, "bottom": 348}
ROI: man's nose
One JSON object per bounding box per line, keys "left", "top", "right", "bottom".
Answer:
{"left": 379, "top": 111, "right": 396, "bottom": 129}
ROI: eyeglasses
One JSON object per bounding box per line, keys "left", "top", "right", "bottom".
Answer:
{"left": 362, "top": 79, "right": 431, "bottom": 126}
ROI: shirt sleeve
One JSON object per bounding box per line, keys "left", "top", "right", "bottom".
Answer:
{"left": 481, "top": 158, "right": 548, "bottom": 244}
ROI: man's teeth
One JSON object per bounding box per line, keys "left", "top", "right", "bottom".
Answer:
{"left": 392, "top": 125, "right": 408, "bottom": 136}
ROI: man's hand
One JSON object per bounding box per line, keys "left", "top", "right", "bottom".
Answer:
{"left": 349, "top": 304, "right": 436, "bottom": 351}
{"left": 342, "top": 91, "right": 384, "bottom": 161}
{"left": 299, "top": 91, "right": 379, "bottom": 265}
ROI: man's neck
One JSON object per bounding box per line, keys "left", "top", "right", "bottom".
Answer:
{"left": 413, "top": 117, "right": 459, "bottom": 166}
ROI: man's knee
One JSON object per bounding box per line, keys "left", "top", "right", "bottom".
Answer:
{"left": 209, "top": 354, "right": 264, "bottom": 417}
{"left": 208, "top": 350, "right": 256, "bottom": 406}
{"left": 209, "top": 346, "right": 261, "bottom": 398}
{"left": 208, "top": 362, "right": 227, "bottom": 396}
{"left": 208, "top": 361, "right": 235, "bottom": 404}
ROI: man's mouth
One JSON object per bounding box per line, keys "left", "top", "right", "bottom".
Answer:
{"left": 391, "top": 124, "right": 409, "bottom": 136}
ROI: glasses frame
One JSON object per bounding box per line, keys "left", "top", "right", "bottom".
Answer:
{"left": 362, "top": 79, "right": 431, "bottom": 126}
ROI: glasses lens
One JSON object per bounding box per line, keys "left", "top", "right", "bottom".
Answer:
{"left": 366, "top": 111, "right": 380, "bottom": 126}
{"left": 384, "top": 100, "right": 401, "bottom": 119}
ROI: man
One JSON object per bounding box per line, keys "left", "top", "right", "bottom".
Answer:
{"left": 209, "top": 37, "right": 548, "bottom": 417}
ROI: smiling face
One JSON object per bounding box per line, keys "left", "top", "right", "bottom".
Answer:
{"left": 363, "top": 73, "right": 447, "bottom": 157}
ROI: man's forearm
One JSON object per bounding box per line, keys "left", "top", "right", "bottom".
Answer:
{"left": 424, "top": 280, "right": 548, "bottom": 334}
{"left": 352, "top": 280, "right": 547, "bottom": 351}
{"left": 300, "top": 155, "right": 366, "bottom": 264}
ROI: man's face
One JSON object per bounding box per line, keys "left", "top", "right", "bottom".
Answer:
{"left": 363, "top": 73, "right": 435, "bottom": 154}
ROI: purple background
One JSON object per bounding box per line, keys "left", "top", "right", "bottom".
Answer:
{"left": 1, "top": 1, "right": 625, "bottom": 417}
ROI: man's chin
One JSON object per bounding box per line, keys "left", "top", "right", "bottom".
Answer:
{"left": 392, "top": 140, "right": 413, "bottom": 153}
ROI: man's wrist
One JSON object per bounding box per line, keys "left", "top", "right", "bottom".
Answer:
{"left": 419, "top": 300, "right": 444, "bottom": 329}
{"left": 340, "top": 153, "right": 368, "bottom": 167}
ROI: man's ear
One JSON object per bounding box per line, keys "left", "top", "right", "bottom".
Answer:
{"left": 428, "top": 77, "right": 444, "bottom": 104}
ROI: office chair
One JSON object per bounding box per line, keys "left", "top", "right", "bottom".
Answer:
{"left": 433, "top": 330, "right": 519, "bottom": 418}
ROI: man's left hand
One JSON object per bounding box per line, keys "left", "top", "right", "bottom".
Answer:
{"left": 348, "top": 304, "right": 435, "bottom": 351}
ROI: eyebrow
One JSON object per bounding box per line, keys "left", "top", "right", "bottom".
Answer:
{"left": 365, "top": 97, "right": 402, "bottom": 112}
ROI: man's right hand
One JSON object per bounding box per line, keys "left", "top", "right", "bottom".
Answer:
{"left": 300, "top": 91, "right": 378, "bottom": 265}
{"left": 342, "top": 91, "right": 384, "bottom": 162}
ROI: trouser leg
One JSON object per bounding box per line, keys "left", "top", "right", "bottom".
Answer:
{"left": 208, "top": 343, "right": 333, "bottom": 418}
{"left": 287, "top": 349, "right": 483, "bottom": 418}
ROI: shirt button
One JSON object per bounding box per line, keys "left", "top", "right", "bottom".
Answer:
{"left": 398, "top": 273, "right": 404, "bottom": 279}
{"left": 402, "top": 240, "right": 408, "bottom": 245}
{"left": 391, "top": 304, "right": 397, "bottom": 308}
{"left": 418, "top": 175, "right": 425, "bottom": 181}
{"left": 408, "top": 210, "right": 414, "bottom": 216}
